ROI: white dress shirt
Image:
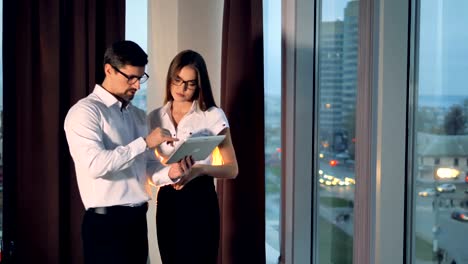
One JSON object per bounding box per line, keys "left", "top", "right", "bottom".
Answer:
{"left": 64, "top": 85, "right": 173, "bottom": 209}
{"left": 147, "top": 100, "right": 229, "bottom": 178}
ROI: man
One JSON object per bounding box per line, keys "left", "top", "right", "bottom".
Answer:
{"left": 64, "top": 40, "right": 193, "bottom": 264}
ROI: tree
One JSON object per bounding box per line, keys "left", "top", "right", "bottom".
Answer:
{"left": 444, "top": 105, "right": 466, "bottom": 135}
{"left": 416, "top": 108, "right": 434, "bottom": 133}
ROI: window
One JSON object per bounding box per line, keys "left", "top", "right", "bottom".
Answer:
{"left": 125, "top": 0, "right": 148, "bottom": 111}
{"left": 263, "top": 1, "right": 281, "bottom": 263}
{"left": 411, "top": 1, "right": 468, "bottom": 263}
{"left": 315, "top": 1, "right": 358, "bottom": 263}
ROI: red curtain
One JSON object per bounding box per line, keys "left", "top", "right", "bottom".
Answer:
{"left": 2, "top": 1, "right": 125, "bottom": 263}
{"left": 217, "top": 0, "right": 265, "bottom": 263}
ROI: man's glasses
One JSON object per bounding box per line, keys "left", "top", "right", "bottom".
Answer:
{"left": 172, "top": 76, "right": 197, "bottom": 90}
{"left": 112, "top": 65, "right": 149, "bottom": 85}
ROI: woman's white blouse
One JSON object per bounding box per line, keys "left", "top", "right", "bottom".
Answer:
{"left": 147, "top": 100, "right": 229, "bottom": 172}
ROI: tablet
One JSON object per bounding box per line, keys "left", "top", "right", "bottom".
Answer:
{"left": 165, "top": 135, "right": 226, "bottom": 164}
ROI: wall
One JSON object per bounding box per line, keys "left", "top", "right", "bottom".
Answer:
{"left": 147, "top": 0, "right": 223, "bottom": 109}
{"left": 146, "top": 1, "right": 223, "bottom": 263}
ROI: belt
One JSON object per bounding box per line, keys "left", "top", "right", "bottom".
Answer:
{"left": 88, "top": 202, "right": 148, "bottom": 215}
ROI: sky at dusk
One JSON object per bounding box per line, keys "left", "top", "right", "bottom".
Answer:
{"left": 321, "top": 0, "right": 468, "bottom": 97}
{"left": 1, "top": 0, "right": 467, "bottom": 107}
{"left": 418, "top": 0, "right": 468, "bottom": 96}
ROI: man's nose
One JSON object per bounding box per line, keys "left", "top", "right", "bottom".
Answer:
{"left": 131, "top": 80, "right": 141, "bottom": 89}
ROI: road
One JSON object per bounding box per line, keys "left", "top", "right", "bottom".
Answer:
{"left": 316, "top": 162, "right": 468, "bottom": 263}
{"left": 266, "top": 159, "right": 468, "bottom": 263}
{"left": 415, "top": 183, "right": 468, "bottom": 263}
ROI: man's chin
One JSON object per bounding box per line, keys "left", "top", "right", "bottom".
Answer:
{"left": 125, "top": 92, "right": 136, "bottom": 101}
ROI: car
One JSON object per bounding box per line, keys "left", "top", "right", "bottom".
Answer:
{"left": 418, "top": 188, "right": 436, "bottom": 197}
{"left": 436, "top": 183, "right": 456, "bottom": 193}
{"left": 451, "top": 210, "right": 468, "bottom": 222}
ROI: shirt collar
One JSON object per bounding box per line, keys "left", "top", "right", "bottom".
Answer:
{"left": 162, "top": 100, "right": 203, "bottom": 117}
{"left": 93, "top": 84, "right": 129, "bottom": 109}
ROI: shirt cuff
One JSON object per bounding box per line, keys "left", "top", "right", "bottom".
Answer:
{"left": 129, "top": 137, "right": 148, "bottom": 155}
{"left": 152, "top": 166, "right": 178, "bottom": 186}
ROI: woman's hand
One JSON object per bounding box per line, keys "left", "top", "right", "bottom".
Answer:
{"left": 173, "top": 164, "right": 204, "bottom": 190}
{"left": 168, "top": 156, "right": 194, "bottom": 182}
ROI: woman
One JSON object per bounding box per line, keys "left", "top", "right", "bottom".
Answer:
{"left": 148, "top": 50, "right": 238, "bottom": 264}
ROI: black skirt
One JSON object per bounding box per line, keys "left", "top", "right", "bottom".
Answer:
{"left": 156, "top": 175, "right": 220, "bottom": 264}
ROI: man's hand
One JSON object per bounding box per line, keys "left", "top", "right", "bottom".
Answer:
{"left": 168, "top": 156, "right": 195, "bottom": 182}
{"left": 145, "top": 127, "right": 178, "bottom": 149}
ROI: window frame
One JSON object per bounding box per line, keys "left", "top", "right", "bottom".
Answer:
{"left": 281, "top": 0, "right": 411, "bottom": 263}
{"left": 281, "top": 0, "right": 315, "bottom": 262}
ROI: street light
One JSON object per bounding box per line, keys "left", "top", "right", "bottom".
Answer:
{"left": 435, "top": 167, "right": 459, "bottom": 180}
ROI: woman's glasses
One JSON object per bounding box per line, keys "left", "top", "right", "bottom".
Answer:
{"left": 172, "top": 77, "right": 197, "bottom": 90}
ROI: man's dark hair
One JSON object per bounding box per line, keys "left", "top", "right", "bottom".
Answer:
{"left": 103, "top": 40, "right": 148, "bottom": 68}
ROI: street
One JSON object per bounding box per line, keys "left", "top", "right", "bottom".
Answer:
{"left": 415, "top": 183, "right": 468, "bottom": 263}
{"left": 266, "top": 157, "right": 468, "bottom": 263}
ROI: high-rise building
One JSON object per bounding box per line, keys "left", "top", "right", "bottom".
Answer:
{"left": 341, "top": 0, "right": 359, "bottom": 136}
{"left": 318, "top": 20, "right": 344, "bottom": 132}
{"left": 318, "top": 1, "right": 359, "bottom": 153}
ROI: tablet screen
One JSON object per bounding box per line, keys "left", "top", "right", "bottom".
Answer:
{"left": 165, "top": 135, "right": 226, "bottom": 164}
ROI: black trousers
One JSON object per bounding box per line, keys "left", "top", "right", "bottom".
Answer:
{"left": 82, "top": 202, "right": 148, "bottom": 264}
{"left": 156, "top": 176, "right": 220, "bottom": 264}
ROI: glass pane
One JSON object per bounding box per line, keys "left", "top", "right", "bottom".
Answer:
{"left": 0, "top": 0, "right": 3, "bottom": 252}
{"left": 264, "top": 0, "right": 281, "bottom": 263}
{"left": 125, "top": 0, "right": 148, "bottom": 111}
{"left": 412, "top": 1, "right": 468, "bottom": 263}
{"left": 316, "top": 1, "right": 358, "bottom": 263}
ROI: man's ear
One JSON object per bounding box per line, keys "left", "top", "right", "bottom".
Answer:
{"left": 104, "top": 63, "right": 113, "bottom": 77}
